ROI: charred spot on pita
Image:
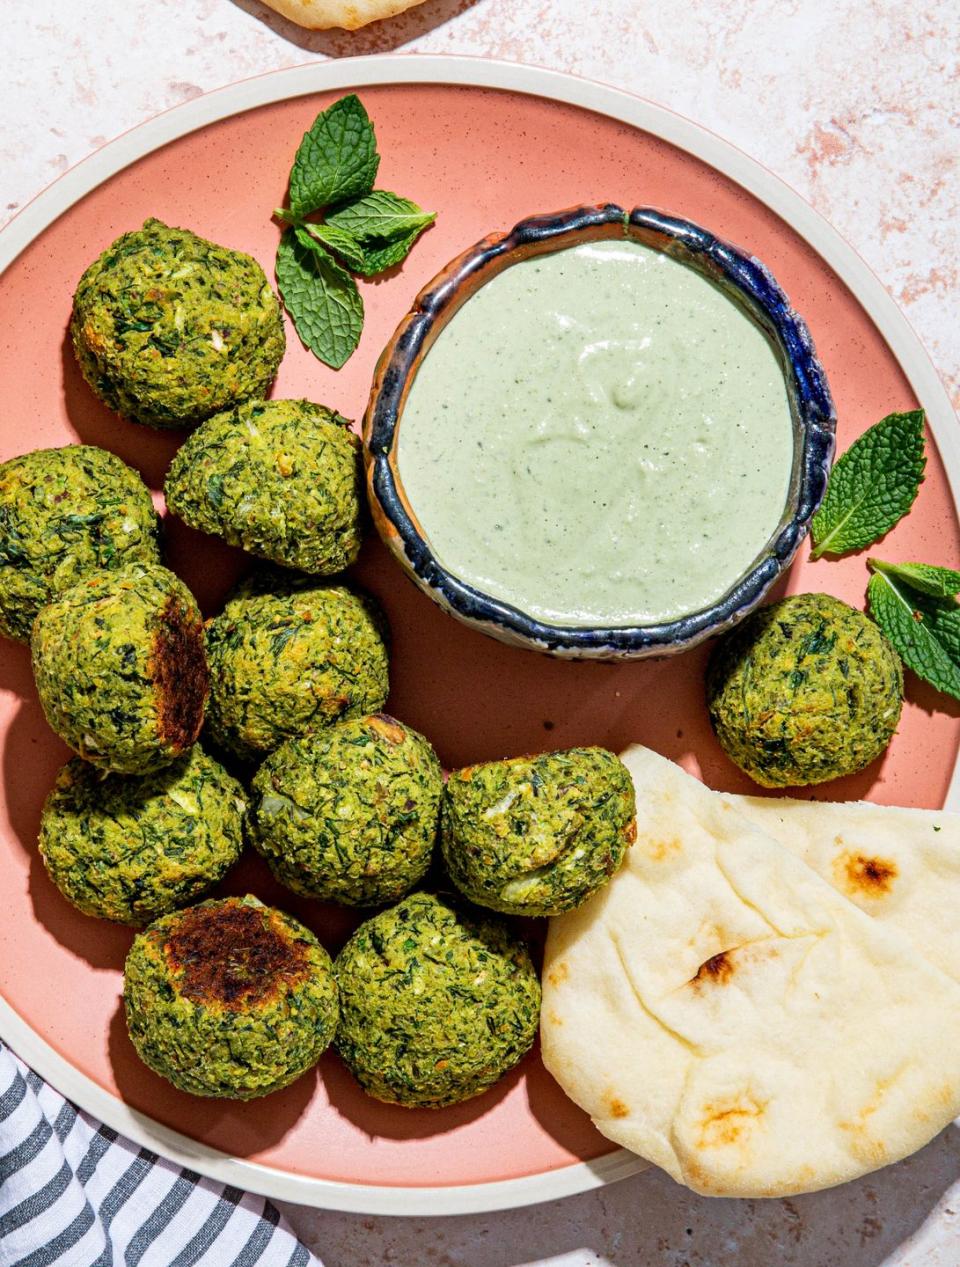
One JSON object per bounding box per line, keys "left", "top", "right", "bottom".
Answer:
{"left": 692, "top": 951, "right": 735, "bottom": 987}
{"left": 841, "top": 852, "right": 898, "bottom": 897}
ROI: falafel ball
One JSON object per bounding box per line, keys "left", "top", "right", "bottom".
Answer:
{"left": 441, "top": 748, "right": 636, "bottom": 917}
{"left": 32, "top": 562, "right": 208, "bottom": 774}
{"left": 205, "top": 570, "right": 389, "bottom": 762}
{"left": 39, "top": 747, "right": 245, "bottom": 926}
{"left": 249, "top": 714, "right": 443, "bottom": 906}
{"left": 165, "top": 399, "right": 364, "bottom": 574}
{"left": 0, "top": 445, "right": 162, "bottom": 641}
{"left": 334, "top": 892, "right": 540, "bottom": 1108}
{"left": 71, "top": 219, "right": 285, "bottom": 429}
{"left": 706, "top": 592, "right": 904, "bottom": 788}
{"left": 124, "top": 895, "right": 339, "bottom": 1099}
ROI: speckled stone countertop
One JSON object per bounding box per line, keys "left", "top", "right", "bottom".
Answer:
{"left": 6, "top": 2, "right": 960, "bottom": 1263}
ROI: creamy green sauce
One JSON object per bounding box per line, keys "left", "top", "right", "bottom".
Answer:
{"left": 397, "top": 239, "right": 794, "bottom": 627}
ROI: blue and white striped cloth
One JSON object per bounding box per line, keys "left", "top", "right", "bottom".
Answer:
{"left": 0, "top": 1042, "right": 321, "bottom": 1267}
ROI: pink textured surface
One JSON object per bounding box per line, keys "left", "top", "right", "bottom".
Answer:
{"left": 0, "top": 81, "right": 957, "bottom": 1195}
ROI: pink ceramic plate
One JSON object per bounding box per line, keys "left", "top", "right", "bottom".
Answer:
{"left": 1, "top": 58, "right": 958, "bottom": 1215}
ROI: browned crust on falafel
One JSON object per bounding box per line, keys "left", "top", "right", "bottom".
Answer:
{"left": 151, "top": 595, "right": 209, "bottom": 752}
{"left": 164, "top": 901, "right": 310, "bottom": 1009}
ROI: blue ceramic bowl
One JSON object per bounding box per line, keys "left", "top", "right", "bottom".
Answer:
{"left": 364, "top": 204, "right": 836, "bottom": 660}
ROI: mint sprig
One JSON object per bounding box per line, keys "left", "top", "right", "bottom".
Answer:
{"left": 274, "top": 96, "right": 435, "bottom": 369}
{"left": 289, "top": 95, "right": 380, "bottom": 218}
{"left": 868, "top": 559, "right": 960, "bottom": 600}
{"left": 353, "top": 229, "right": 426, "bottom": 277}
{"left": 810, "top": 410, "right": 926, "bottom": 558}
{"left": 867, "top": 561, "right": 960, "bottom": 700}
{"left": 807, "top": 411, "right": 960, "bottom": 705}
{"left": 276, "top": 230, "right": 363, "bottom": 370}
{"left": 327, "top": 191, "right": 436, "bottom": 243}
{"left": 299, "top": 222, "right": 367, "bottom": 272}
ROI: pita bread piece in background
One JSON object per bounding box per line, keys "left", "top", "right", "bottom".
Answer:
{"left": 541, "top": 745, "right": 960, "bottom": 1198}
{"left": 260, "top": 0, "right": 428, "bottom": 29}
{"left": 726, "top": 793, "right": 960, "bottom": 983}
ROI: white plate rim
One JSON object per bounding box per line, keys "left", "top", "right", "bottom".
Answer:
{"left": 1, "top": 53, "right": 957, "bottom": 1216}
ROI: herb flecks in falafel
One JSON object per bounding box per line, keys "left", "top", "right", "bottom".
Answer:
{"left": 39, "top": 748, "right": 245, "bottom": 926}
{"left": 71, "top": 219, "right": 285, "bottom": 429}
{"left": 204, "top": 569, "right": 388, "bottom": 761}
{"left": 706, "top": 592, "right": 904, "bottom": 787}
{"left": 165, "top": 398, "right": 365, "bottom": 575}
{"left": 124, "top": 895, "right": 339, "bottom": 1099}
{"left": 334, "top": 892, "right": 540, "bottom": 1108}
{"left": 442, "top": 747, "right": 636, "bottom": 917}
{"left": 31, "top": 562, "right": 208, "bottom": 774}
{"left": 250, "top": 714, "right": 442, "bottom": 906}
{"left": 0, "top": 445, "right": 161, "bottom": 642}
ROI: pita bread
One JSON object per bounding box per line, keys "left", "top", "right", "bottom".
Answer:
{"left": 541, "top": 746, "right": 960, "bottom": 1197}
{"left": 725, "top": 793, "right": 960, "bottom": 982}
{"left": 259, "top": 0, "right": 427, "bottom": 29}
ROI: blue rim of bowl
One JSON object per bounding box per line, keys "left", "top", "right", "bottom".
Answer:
{"left": 366, "top": 203, "right": 837, "bottom": 656}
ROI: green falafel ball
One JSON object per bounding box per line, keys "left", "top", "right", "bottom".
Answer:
{"left": 706, "top": 592, "right": 904, "bottom": 788}
{"left": 441, "top": 748, "right": 636, "bottom": 917}
{"left": 32, "top": 562, "right": 208, "bottom": 774}
{"left": 0, "top": 445, "right": 162, "bottom": 641}
{"left": 71, "top": 219, "right": 285, "bottom": 429}
{"left": 39, "top": 748, "right": 245, "bottom": 926}
{"left": 334, "top": 892, "right": 540, "bottom": 1108}
{"left": 165, "top": 399, "right": 364, "bottom": 574}
{"left": 124, "top": 895, "right": 338, "bottom": 1099}
{"left": 249, "top": 714, "right": 442, "bottom": 906}
{"left": 205, "top": 570, "right": 389, "bottom": 762}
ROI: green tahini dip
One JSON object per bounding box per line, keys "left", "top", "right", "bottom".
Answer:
{"left": 397, "top": 239, "right": 795, "bottom": 626}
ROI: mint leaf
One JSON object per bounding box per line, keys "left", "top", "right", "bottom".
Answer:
{"left": 276, "top": 229, "right": 363, "bottom": 370}
{"left": 327, "top": 190, "right": 435, "bottom": 243}
{"left": 922, "top": 597, "right": 960, "bottom": 664}
{"left": 353, "top": 228, "right": 425, "bottom": 276}
{"left": 810, "top": 410, "right": 926, "bottom": 558}
{"left": 274, "top": 97, "right": 436, "bottom": 368}
{"left": 868, "top": 559, "right": 960, "bottom": 599}
{"left": 867, "top": 568, "right": 960, "bottom": 700}
{"left": 289, "top": 95, "right": 380, "bottom": 218}
{"left": 298, "top": 222, "right": 366, "bottom": 272}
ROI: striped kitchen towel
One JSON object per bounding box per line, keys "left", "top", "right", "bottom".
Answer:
{"left": 0, "top": 1042, "right": 321, "bottom": 1267}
